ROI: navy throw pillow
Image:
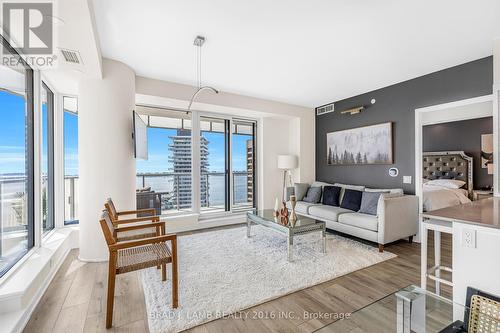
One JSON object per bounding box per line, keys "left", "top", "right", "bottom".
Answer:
{"left": 322, "top": 186, "right": 341, "bottom": 206}
{"left": 340, "top": 189, "right": 363, "bottom": 211}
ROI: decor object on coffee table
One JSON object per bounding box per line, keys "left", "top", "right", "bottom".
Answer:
{"left": 278, "top": 154, "right": 298, "bottom": 201}
{"left": 290, "top": 195, "right": 297, "bottom": 226}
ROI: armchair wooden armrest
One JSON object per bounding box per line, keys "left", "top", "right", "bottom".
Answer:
{"left": 117, "top": 208, "right": 156, "bottom": 216}
{"left": 110, "top": 234, "right": 177, "bottom": 251}
{"left": 113, "top": 215, "right": 160, "bottom": 225}
{"left": 116, "top": 221, "right": 165, "bottom": 233}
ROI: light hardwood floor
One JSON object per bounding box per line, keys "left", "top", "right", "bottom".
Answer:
{"left": 23, "top": 228, "right": 450, "bottom": 333}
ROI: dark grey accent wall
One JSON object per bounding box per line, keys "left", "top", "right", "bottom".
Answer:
{"left": 315, "top": 57, "right": 493, "bottom": 194}
{"left": 423, "top": 117, "right": 493, "bottom": 189}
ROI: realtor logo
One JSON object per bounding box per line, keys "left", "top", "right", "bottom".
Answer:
{"left": 2, "top": 2, "right": 53, "bottom": 54}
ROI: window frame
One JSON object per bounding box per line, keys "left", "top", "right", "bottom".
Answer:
{"left": 41, "top": 82, "right": 55, "bottom": 233}
{"left": 0, "top": 35, "right": 35, "bottom": 278}
{"left": 62, "top": 95, "right": 79, "bottom": 225}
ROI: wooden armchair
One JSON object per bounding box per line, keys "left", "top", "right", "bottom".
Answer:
{"left": 99, "top": 211, "right": 178, "bottom": 329}
{"left": 104, "top": 198, "right": 161, "bottom": 241}
{"left": 105, "top": 197, "right": 156, "bottom": 220}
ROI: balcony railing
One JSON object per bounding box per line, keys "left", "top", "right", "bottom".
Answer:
{"left": 136, "top": 171, "right": 254, "bottom": 213}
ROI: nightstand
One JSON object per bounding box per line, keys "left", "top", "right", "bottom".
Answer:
{"left": 472, "top": 189, "right": 493, "bottom": 201}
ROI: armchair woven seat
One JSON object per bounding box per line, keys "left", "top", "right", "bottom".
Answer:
{"left": 116, "top": 242, "right": 172, "bottom": 274}
{"left": 99, "top": 210, "right": 178, "bottom": 328}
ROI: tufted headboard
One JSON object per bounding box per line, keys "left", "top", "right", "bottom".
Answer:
{"left": 422, "top": 151, "right": 473, "bottom": 197}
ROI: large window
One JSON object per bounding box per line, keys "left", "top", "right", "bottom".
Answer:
{"left": 63, "top": 96, "right": 78, "bottom": 225}
{"left": 41, "top": 83, "right": 54, "bottom": 233}
{"left": 135, "top": 107, "right": 257, "bottom": 216}
{"left": 136, "top": 109, "right": 192, "bottom": 213}
{"left": 0, "top": 36, "right": 34, "bottom": 277}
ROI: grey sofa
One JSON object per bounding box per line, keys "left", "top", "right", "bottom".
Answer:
{"left": 287, "top": 182, "right": 419, "bottom": 252}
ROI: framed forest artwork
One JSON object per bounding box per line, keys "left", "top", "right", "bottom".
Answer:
{"left": 326, "top": 122, "right": 393, "bottom": 165}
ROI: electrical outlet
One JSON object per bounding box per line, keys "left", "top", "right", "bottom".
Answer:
{"left": 403, "top": 176, "right": 412, "bottom": 184}
{"left": 462, "top": 229, "right": 476, "bottom": 248}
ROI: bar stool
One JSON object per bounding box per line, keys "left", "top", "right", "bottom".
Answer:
{"left": 421, "top": 217, "right": 453, "bottom": 295}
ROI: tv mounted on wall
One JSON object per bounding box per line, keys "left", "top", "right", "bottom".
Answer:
{"left": 132, "top": 111, "right": 148, "bottom": 160}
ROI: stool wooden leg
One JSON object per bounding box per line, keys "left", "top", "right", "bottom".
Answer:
{"left": 378, "top": 244, "right": 384, "bottom": 252}
{"left": 434, "top": 230, "right": 441, "bottom": 295}
{"left": 421, "top": 226, "right": 428, "bottom": 290}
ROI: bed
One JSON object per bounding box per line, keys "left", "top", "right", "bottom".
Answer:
{"left": 422, "top": 151, "right": 473, "bottom": 211}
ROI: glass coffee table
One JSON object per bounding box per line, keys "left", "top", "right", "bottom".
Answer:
{"left": 315, "top": 285, "right": 469, "bottom": 333}
{"left": 246, "top": 209, "right": 326, "bottom": 262}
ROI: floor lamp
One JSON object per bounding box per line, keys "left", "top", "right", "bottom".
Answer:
{"left": 278, "top": 155, "right": 298, "bottom": 202}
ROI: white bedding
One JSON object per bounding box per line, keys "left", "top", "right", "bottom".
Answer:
{"left": 422, "top": 183, "right": 471, "bottom": 211}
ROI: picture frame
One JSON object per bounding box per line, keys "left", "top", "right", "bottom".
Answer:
{"left": 326, "top": 122, "right": 393, "bottom": 165}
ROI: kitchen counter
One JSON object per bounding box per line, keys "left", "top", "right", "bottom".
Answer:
{"left": 422, "top": 197, "right": 500, "bottom": 229}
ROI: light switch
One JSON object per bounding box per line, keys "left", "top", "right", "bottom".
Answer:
{"left": 403, "top": 176, "right": 412, "bottom": 184}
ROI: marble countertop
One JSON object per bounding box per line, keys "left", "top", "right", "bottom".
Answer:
{"left": 422, "top": 197, "right": 500, "bottom": 229}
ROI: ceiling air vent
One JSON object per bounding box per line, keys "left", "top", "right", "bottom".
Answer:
{"left": 316, "top": 103, "right": 335, "bottom": 116}
{"left": 59, "top": 48, "right": 83, "bottom": 65}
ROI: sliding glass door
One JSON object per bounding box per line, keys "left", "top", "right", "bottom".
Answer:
{"left": 231, "top": 120, "right": 256, "bottom": 211}
{"left": 200, "top": 116, "right": 229, "bottom": 213}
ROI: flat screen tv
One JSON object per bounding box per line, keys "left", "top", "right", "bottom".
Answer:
{"left": 133, "top": 111, "right": 148, "bottom": 160}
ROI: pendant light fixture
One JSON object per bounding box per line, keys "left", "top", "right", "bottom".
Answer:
{"left": 187, "top": 35, "right": 219, "bottom": 110}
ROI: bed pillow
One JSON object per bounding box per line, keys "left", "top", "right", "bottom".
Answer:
{"left": 322, "top": 186, "right": 341, "bottom": 206}
{"left": 358, "top": 192, "right": 384, "bottom": 216}
{"left": 303, "top": 187, "right": 322, "bottom": 203}
{"left": 340, "top": 189, "right": 363, "bottom": 211}
{"left": 426, "top": 179, "right": 466, "bottom": 189}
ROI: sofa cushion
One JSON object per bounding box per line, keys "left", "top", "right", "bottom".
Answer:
{"left": 365, "top": 187, "right": 404, "bottom": 195}
{"left": 322, "top": 186, "right": 341, "bottom": 206}
{"left": 287, "top": 201, "right": 320, "bottom": 215}
{"left": 303, "top": 187, "right": 322, "bottom": 203}
{"left": 294, "top": 183, "right": 309, "bottom": 201}
{"left": 358, "top": 191, "right": 384, "bottom": 216}
{"left": 338, "top": 213, "right": 378, "bottom": 232}
{"left": 340, "top": 189, "right": 363, "bottom": 211}
{"left": 308, "top": 205, "right": 353, "bottom": 221}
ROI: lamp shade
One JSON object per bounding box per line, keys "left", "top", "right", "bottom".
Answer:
{"left": 277, "top": 155, "right": 298, "bottom": 170}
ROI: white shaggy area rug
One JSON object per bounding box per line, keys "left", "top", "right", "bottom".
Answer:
{"left": 140, "top": 225, "right": 396, "bottom": 333}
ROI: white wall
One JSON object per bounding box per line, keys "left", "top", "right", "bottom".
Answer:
{"left": 453, "top": 221, "right": 500, "bottom": 306}
{"left": 78, "top": 59, "right": 136, "bottom": 261}
{"left": 494, "top": 39, "right": 500, "bottom": 85}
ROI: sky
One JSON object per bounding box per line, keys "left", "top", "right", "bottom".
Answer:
{"left": 136, "top": 127, "right": 252, "bottom": 173}
{"left": 0, "top": 90, "right": 79, "bottom": 176}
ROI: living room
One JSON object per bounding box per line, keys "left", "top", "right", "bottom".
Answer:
{"left": 1, "top": 1, "right": 500, "bottom": 332}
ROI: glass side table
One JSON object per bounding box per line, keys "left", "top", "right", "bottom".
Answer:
{"left": 316, "top": 285, "right": 468, "bottom": 333}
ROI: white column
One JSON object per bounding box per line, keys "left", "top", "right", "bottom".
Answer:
{"left": 78, "top": 59, "right": 136, "bottom": 261}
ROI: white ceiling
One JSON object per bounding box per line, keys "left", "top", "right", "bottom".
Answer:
{"left": 92, "top": 0, "right": 500, "bottom": 107}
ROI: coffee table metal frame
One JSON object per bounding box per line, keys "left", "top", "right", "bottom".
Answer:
{"left": 246, "top": 210, "right": 326, "bottom": 262}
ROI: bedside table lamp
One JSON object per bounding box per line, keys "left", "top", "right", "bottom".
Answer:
{"left": 278, "top": 155, "right": 298, "bottom": 201}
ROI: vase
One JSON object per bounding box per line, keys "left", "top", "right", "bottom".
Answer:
{"left": 290, "top": 195, "right": 297, "bottom": 225}
{"left": 274, "top": 197, "right": 280, "bottom": 217}
{"left": 280, "top": 201, "right": 289, "bottom": 218}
